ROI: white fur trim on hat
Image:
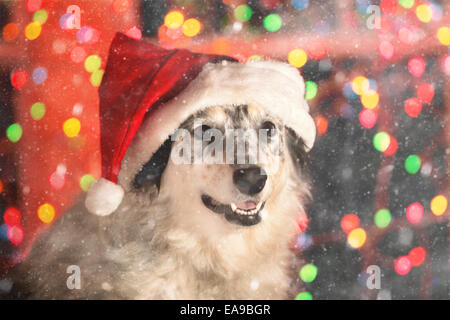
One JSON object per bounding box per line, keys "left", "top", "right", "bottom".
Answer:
{"left": 118, "top": 60, "right": 316, "bottom": 190}
{"left": 85, "top": 178, "right": 124, "bottom": 216}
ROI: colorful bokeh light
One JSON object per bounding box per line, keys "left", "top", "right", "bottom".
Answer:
{"left": 37, "top": 203, "right": 55, "bottom": 224}
{"left": 341, "top": 213, "right": 360, "bottom": 234}
{"left": 63, "top": 118, "right": 81, "bottom": 138}
{"left": 394, "top": 256, "right": 412, "bottom": 275}
{"left": 299, "top": 264, "right": 318, "bottom": 283}
{"left": 405, "top": 154, "right": 421, "bottom": 174}
{"left": 347, "top": 228, "right": 367, "bottom": 249}
{"left": 406, "top": 202, "right": 424, "bottom": 224}
{"left": 288, "top": 49, "right": 308, "bottom": 68}
{"left": 430, "top": 195, "right": 447, "bottom": 216}
{"left": 263, "top": 14, "right": 282, "bottom": 32}
{"left": 374, "top": 209, "right": 391, "bottom": 228}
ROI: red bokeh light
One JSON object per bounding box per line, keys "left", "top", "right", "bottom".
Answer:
{"left": 409, "top": 247, "right": 426, "bottom": 267}
{"left": 384, "top": 136, "right": 398, "bottom": 156}
{"left": 4, "top": 207, "right": 21, "bottom": 226}
{"left": 341, "top": 214, "right": 360, "bottom": 234}
{"left": 394, "top": 256, "right": 412, "bottom": 276}
{"left": 7, "top": 225, "right": 25, "bottom": 246}
{"left": 406, "top": 202, "right": 424, "bottom": 224}
{"left": 11, "top": 70, "right": 29, "bottom": 90}
{"left": 416, "top": 83, "right": 434, "bottom": 103}
{"left": 404, "top": 97, "right": 422, "bottom": 118}
{"left": 408, "top": 57, "right": 426, "bottom": 78}
{"left": 359, "top": 108, "right": 378, "bottom": 129}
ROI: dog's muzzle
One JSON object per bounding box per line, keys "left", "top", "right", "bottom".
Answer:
{"left": 201, "top": 194, "right": 265, "bottom": 226}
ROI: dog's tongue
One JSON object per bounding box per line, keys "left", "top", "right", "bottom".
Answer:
{"left": 236, "top": 201, "right": 257, "bottom": 210}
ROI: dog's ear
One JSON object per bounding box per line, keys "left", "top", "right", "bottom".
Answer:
{"left": 133, "top": 137, "right": 173, "bottom": 191}
{"left": 285, "top": 127, "right": 307, "bottom": 171}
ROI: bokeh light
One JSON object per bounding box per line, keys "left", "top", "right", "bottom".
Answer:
{"left": 374, "top": 209, "right": 391, "bottom": 228}
{"left": 84, "top": 55, "right": 102, "bottom": 73}
{"left": 182, "top": 19, "right": 202, "bottom": 37}
{"left": 384, "top": 135, "right": 398, "bottom": 156}
{"left": 416, "top": 4, "right": 432, "bottom": 23}
{"left": 408, "top": 57, "right": 425, "bottom": 78}
{"left": 305, "top": 81, "right": 318, "bottom": 100}
{"left": 404, "top": 97, "right": 422, "bottom": 118}
{"left": 405, "top": 154, "right": 421, "bottom": 174}
{"left": 314, "top": 115, "right": 328, "bottom": 136}
{"left": 25, "top": 21, "right": 42, "bottom": 40}
{"left": 6, "top": 123, "right": 23, "bottom": 143}
{"left": 37, "top": 203, "right": 55, "bottom": 224}
{"left": 32, "top": 67, "right": 48, "bottom": 85}
{"left": 2, "top": 23, "right": 19, "bottom": 42}
{"left": 394, "top": 256, "right": 412, "bottom": 275}
{"left": 234, "top": 5, "right": 252, "bottom": 22}
{"left": 63, "top": 118, "right": 81, "bottom": 138}
{"left": 4, "top": 208, "right": 21, "bottom": 227}
{"left": 26, "top": 0, "right": 42, "bottom": 13}
{"left": 263, "top": 14, "right": 282, "bottom": 32}
{"left": 408, "top": 247, "right": 426, "bottom": 266}
{"left": 416, "top": 83, "right": 434, "bottom": 103}
{"left": 299, "top": 264, "right": 318, "bottom": 283}
{"left": 295, "top": 291, "right": 313, "bottom": 300}
{"left": 165, "top": 11, "right": 184, "bottom": 29}
{"left": 341, "top": 213, "right": 360, "bottom": 234}
{"left": 7, "top": 225, "right": 24, "bottom": 246}
{"left": 361, "top": 90, "right": 379, "bottom": 109}
{"left": 347, "top": 228, "right": 367, "bottom": 249}
{"left": 112, "top": 0, "right": 130, "bottom": 14}
{"left": 288, "top": 49, "right": 308, "bottom": 68}
{"left": 437, "top": 27, "right": 450, "bottom": 46}
{"left": 398, "top": 0, "right": 414, "bottom": 9}
{"left": 373, "top": 131, "right": 390, "bottom": 152}
{"left": 430, "top": 195, "right": 447, "bottom": 216}
{"left": 11, "top": 70, "right": 29, "bottom": 90}
{"left": 406, "top": 202, "right": 424, "bottom": 224}
{"left": 70, "top": 46, "right": 87, "bottom": 64}
{"left": 33, "top": 9, "right": 48, "bottom": 24}
{"left": 30, "top": 102, "right": 46, "bottom": 120}
{"left": 80, "top": 174, "right": 96, "bottom": 192}
{"left": 352, "top": 76, "right": 370, "bottom": 95}
{"left": 359, "top": 108, "right": 377, "bottom": 129}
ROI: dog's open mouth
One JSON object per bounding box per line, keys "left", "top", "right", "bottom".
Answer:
{"left": 201, "top": 194, "right": 264, "bottom": 226}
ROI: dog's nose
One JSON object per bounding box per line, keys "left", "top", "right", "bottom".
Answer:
{"left": 233, "top": 166, "right": 267, "bottom": 195}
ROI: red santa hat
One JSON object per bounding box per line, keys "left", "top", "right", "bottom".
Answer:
{"left": 85, "top": 32, "right": 316, "bottom": 216}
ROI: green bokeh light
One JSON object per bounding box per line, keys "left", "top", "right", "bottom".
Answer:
{"left": 30, "top": 102, "right": 46, "bottom": 120}
{"left": 374, "top": 209, "right": 391, "bottom": 229}
{"left": 398, "top": 0, "right": 414, "bottom": 9}
{"left": 6, "top": 123, "right": 23, "bottom": 143}
{"left": 263, "top": 14, "right": 282, "bottom": 32}
{"left": 405, "top": 154, "right": 421, "bottom": 174}
{"left": 373, "top": 132, "right": 390, "bottom": 152}
{"left": 295, "top": 292, "right": 313, "bottom": 300}
{"left": 80, "top": 174, "right": 96, "bottom": 192}
{"left": 305, "top": 81, "right": 318, "bottom": 100}
{"left": 299, "top": 264, "right": 318, "bottom": 283}
{"left": 234, "top": 5, "right": 252, "bottom": 22}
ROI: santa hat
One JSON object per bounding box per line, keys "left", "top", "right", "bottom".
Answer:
{"left": 85, "top": 32, "right": 316, "bottom": 216}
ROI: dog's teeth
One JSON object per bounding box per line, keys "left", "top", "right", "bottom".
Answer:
{"left": 231, "top": 203, "right": 237, "bottom": 212}
{"left": 256, "top": 201, "right": 263, "bottom": 211}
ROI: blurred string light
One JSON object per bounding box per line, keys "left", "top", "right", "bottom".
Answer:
{"left": 295, "top": 291, "right": 313, "bottom": 300}
{"left": 380, "top": 0, "right": 398, "bottom": 15}
{"left": 3, "top": 208, "right": 21, "bottom": 227}
{"left": 340, "top": 213, "right": 360, "bottom": 234}
{"left": 165, "top": 11, "right": 184, "bottom": 29}
{"left": 394, "top": 256, "right": 412, "bottom": 275}
{"left": 80, "top": 174, "right": 96, "bottom": 192}
{"left": 437, "top": 27, "right": 450, "bottom": 46}
{"left": 299, "top": 264, "right": 318, "bottom": 283}
{"left": 406, "top": 202, "right": 424, "bottom": 224}
{"left": 404, "top": 97, "right": 422, "bottom": 118}
{"left": 84, "top": 54, "right": 102, "bottom": 71}
{"left": 305, "top": 81, "right": 317, "bottom": 100}
{"left": 263, "top": 13, "right": 282, "bottom": 32}
{"left": 6, "top": 123, "right": 23, "bottom": 143}
{"left": 408, "top": 57, "right": 425, "bottom": 78}
{"left": 416, "top": 83, "right": 434, "bottom": 103}
{"left": 409, "top": 246, "right": 426, "bottom": 266}
{"left": 63, "top": 118, "right": 81, "bottom": 138}
{"left": 398, "top": 0, "right": 414, "bottom": 9}
{"left": 70, "top": 46, "right": 87, "bottom": 64}
{"left": 33, "top": 9, "right": 48, "bottom": 24}
{"left": 7, "top": 225, "right": 24, "bottom": 246}
{"left": 361, "top": 90, "right": 379, "bottom": 109}
{"left": 32, "top": 66, "right": 48, "bottom": 85}
{"left": 30, "top": 102, "right": 46, "bottom": 120}
{"left": 2, "top": 23, "right": 19, "bottom": 42}
{"left": 374, "top": 208, "right": 391, "bottom": 228}
{"left": 49, "top": 164, "right": 66, "bottom": 190}
{"left": 416, "top": 4, "right": 432, "bottom": 23}
{"left": 314, "top": 115, "right": 328, "bottom": 136}
{"left": 234, "top": 5, "right": 252, "bottom": 22}
{"left": 291, "top": 0, "right": 309, "bottom": 10}
{"left": 37, "top": 203, "right": 55, "bottom": 224}
{"left": 182, "top": 19, "right": 202, "bottom": 37}
{"left": 352, "top": 76, "right": 370, "bottom": 96}
{"left": 77, "top": 26, "right": 101, "bottom": 44}
{"left": 112, "top": 0, "right": 130, "bottom": 14}
{"left": 378, "top": 40, "right": 394, "bottom": 60}
{"left": 26, "top": 0, "right": 42, "bottom": 12}
{"left": 11, "top": 70, "right": 29, "bottom": 90}
{"left": 373, "top": 131, "right": 390, "bottom": 152}
{"left": 288, "top": 49, "right": 308, "bottom": 68}
{"left": 359, "top": 108, "right": 378, "bottom": 129}
{"left": 347, "top": 228, "right": 367, "bottom": 249}
{"left": 25, "top": 21, "right": 42, "bottom": 40}
{"left": 430, "top": 195, "right": 447, "bottom": 216}
{"left": 404, "top": 154, "right": 421, "bottom": 174}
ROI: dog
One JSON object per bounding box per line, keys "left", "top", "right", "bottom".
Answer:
{"left": 4, "top": 103, "right": 310, "bottom": 299}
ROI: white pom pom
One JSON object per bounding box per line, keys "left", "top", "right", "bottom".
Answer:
{"left": 85, "top": 178, "right": 124, "bottom": 216}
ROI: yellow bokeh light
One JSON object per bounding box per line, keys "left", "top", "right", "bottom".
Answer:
{"left": 38, "top": 203, "right": 55, "bottom": 224}
{"left": 164, "top": 11, "right": 184, "bottom": 29}
{"left": 288, "top": 49, "right": 308, "bottom": 68}
{"left": 63, "top": 118, "right": 81, "bottom": 138}
{"left": 84, "top": 55, "right": 102, "bottom": 73}
{"left": 182, "top": 18, "right": 201, "bottom": 37}
{"left": 352, "top": 76, "right": 370, "bottom": 96}
{"left": 431, "top": 195, "right": 447, "bottom": 216}
{"left": 90, "top": 69, "right": 105, "bottom": 87}
{"left": 416, "top": 4, "right": 432, "bottom": 23}
{"left": 25, "top": 21, "right": 42, "bottom": 40}
{"left": 347, "top": 228, "right": 367, "bottom": 249}
{"left": 361, "top": 90, "right": 379, "bottom": 109}
{"left": 437, "top": 27, "right": 450, "bottom": 46}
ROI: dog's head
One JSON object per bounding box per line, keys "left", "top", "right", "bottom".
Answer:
{"left": 131, "top": 103, "right": 309, "bottom": 240}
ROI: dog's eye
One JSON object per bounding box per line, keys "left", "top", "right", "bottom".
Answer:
{"left": 260, "top": 121, "right": 277, "bottom": 138}
{"left": 194, "top": 125, "right": 211, "bottom": 140}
